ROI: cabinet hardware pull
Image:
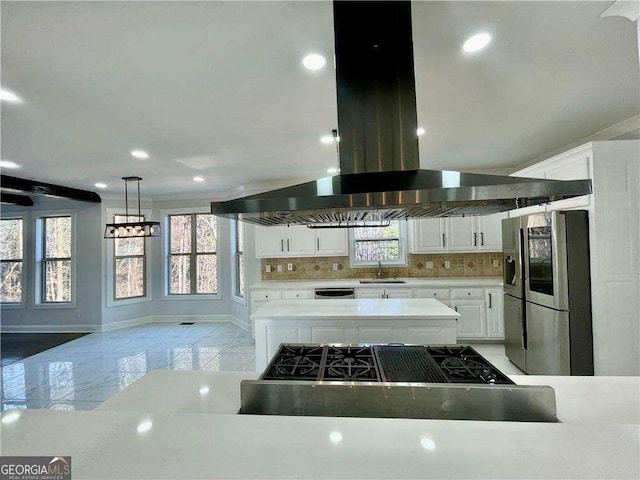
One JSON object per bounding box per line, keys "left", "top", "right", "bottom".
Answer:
{"left": 287, "top": 239, "right": 290, "bottom": 251}
{"left": 280, "top": 239, "right": 284, "bottom": 252}
{"left": 489, "top": 293, "right": 492, "bottom": 308}
{"left": 481, "top": 232, "right": 484, "bottom": 246}
{"left": 454, "top": 306, "right": 458, "bottom": 312}
{"left": 442, "top": 233, "right": 445, "bottom": 247}
{"left": 317, "top": 238, "right": 320, "bottom": 250}
{"left": 473, "top": 232, "right": 477, "bottom": 246}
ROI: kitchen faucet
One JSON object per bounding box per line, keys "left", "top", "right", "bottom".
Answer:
{"left": 377, "top": 261, "right": 382, "bottom": 279}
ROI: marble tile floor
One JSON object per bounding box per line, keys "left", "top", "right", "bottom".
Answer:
{"left": 0, "top": 322, "right": 523, "bottom": 412}
{"left": 1, "top": 322, "right": 254, "bottom": 412}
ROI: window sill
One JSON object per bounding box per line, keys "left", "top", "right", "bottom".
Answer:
{"left": 0, "top": 302, "right": 26, "bottom": 310}
{"left": 32, "top": 302, "right": 77, "bottom": 310}
{"left": 106, "top": 295, "right": 152, "bottom": 308}
{"left": 231, "top": 294, "right": 247, "bottom": 306}
{"left": 160, "top": 293, "right": 222, "bottom": 301}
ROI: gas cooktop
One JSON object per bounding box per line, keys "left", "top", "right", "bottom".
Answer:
{"left": 261, "top": 344, "right": 514, "bottom": 385}
{"left": 240, "top": 343, "right": 558, "bottom": 422}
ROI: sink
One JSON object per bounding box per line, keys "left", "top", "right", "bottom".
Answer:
{"left": 359, "top": 279, "right": 406, "bottom": 284}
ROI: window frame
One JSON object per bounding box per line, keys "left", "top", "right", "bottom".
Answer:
{"left": 112, "top": 213, "right": 147, "bottom": 301}
{"left": 160, "top": 208, "right": 220, "bottom": 301}
{"left": 34, "top": 211, "right": 76, "bottom": 309}
{"left": 231, "top": 219, "right": 246, "bottom": 305}
{"left": 348, "top": 220, "right": 408, "bottom": 267}
{"left": 105, "top": 208, "right": 152, "bottom": 308}
{"left": 0, "top": 214, "right": 27, "bottom": 308}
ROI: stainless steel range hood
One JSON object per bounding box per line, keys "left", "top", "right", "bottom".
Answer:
{"left": 211, "top": 1, "right": 592, "bottom": 227}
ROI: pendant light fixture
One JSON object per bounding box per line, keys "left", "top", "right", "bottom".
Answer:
{"left": 104, "top": 176, "right": 161, "bottom": 238}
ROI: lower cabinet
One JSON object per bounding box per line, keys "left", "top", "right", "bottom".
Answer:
{"left": 450, "top": 300, "right": 486, "bottom": 339}
{"left": 485, "top": 288, "right": 504, "bottom": 338}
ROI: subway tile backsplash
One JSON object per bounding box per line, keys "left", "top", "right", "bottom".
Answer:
{"left": 261, "top": 252, "right": 503, "bottom": 280}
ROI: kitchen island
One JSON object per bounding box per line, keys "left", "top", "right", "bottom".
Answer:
{"left": 251, "top": 298, "right": 460, "bottom": 370}
{"left": 2, "top": 371, "right": 638, "bottom": 479}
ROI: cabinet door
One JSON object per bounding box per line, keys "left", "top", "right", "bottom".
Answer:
{"left": 446, "top": 217, "right": 477, "bottom": 251}
{"left": 254, "top": 226, "right": 286, "bottom": 258}
{"left": 451, "top": 300, "right": 486, "bottom": 338}
{"left": 409, "top": 219, "right": 446, "bottom": 253}
{"left": 285, "top": 226, "right": 317, "bottom": 256}
{"left": 385, "top": 288, "right": 413, "bottom": 299}
{"left": 477, "top": 212, "right": 507, "bottom": 251}
{"left": 356, "top": 289, "right": 385, "bottom": 299}
{"left": 315, "top": 229, "right": 348, "bottom": 256}
{"left": 486, "top": 288, "right": 504, "bottom": 339}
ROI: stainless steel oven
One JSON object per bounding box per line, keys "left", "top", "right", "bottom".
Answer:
{"left": 314, "top": 288, "right": 355, "bottom": 299}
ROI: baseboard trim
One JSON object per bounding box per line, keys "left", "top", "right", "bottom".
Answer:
{"left": 0, "top": 324, "right": 102, "bottom": 333}
{"left": 101, "top": 316, "right": 154, "bottom": 332}
{"left": 1, "top": 314, "right": 250, "bottom": 333}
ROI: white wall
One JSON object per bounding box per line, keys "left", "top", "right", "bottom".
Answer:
{"left": 1, "top": 196, "right": 252, "bottom": 332}
{"left": 1, "top": 199, "right": 103, "bottom": 332}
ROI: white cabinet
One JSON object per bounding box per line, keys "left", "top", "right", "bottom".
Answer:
{"left": 408, "top": 218, "right": 446, "bottom": 253}
{"left": 286, "top": 226, "right": 316, "bottom": 256}
{"left": 485, "top": 288, "right": 504, "bottom": 339}
{"left": 356, "top": 288, "right": 412, "bottom": 299}
{"left": 511, "top": 143, "right": 592, "bottom": 212}
{"left": 315, "top": 229, "right": 348, "bottom": 256}
{"left": 255, "top": 226, "right": 348, "bottom": 258}
{"left": 451, "top": 300, "right": 486, "bottom": 339}
{"left": 409, "top": 214, "right": 505, "bottom": 253}
{"left": 255, "top": 226, "right": 288, "bottom": 257}
{"left": 447, "top": 217, "right": 477, "bottom": 251}
{"left": 477, "top": 213, "right": 507, "bottom": 251}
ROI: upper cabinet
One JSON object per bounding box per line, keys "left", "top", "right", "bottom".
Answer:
{"left": 255, "top": 226, "right": 348, "bottom": 258}
{"left": 409, "top": 213, "right": 506, "bottom": 254}
{"left": 511, "top": 143, "right": 592, "bottom": 213}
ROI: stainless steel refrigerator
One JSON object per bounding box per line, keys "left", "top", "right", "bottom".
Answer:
{"left": 502, "top": 211, "right": 593, "bottom": 375}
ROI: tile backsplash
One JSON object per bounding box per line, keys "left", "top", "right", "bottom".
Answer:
{"left": 261, "top": 252, "right": 503, "bottom": 280}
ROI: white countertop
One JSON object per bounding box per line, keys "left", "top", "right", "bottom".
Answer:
{"left": 250, "top": 277, "right": 503, "bottom": 289}
{"left": 250, "top": 298, "right": 460, "bottom": 320}
{"left": 2, "top": 372, "right": 639, "bottom": 479}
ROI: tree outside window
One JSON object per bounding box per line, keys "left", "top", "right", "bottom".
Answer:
{"left": 114, "top": 214, "right": 145, "bottom": 299}
{"left": 0, "top": 218, "right": 24, "bottom": 303}
{"left": 168, "top": 214, "right": 217, "bottom": 295}
{"left": 351, "top": 220, "right": 406, "bottom": 266}
{"left": 42, "top": 216, "right": 72, "bottom": 303}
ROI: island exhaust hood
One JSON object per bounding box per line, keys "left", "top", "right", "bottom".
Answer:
{"left": 211, "top": 1, "right": 591, "bottom": 227}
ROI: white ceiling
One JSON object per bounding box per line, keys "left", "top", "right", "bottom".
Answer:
{"left": 1, "top": 1, "right": 638, "bottom": 198}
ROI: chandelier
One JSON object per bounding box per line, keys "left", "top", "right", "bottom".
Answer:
{"left": 103, "top": 177, "right": 161, "bottom": 238}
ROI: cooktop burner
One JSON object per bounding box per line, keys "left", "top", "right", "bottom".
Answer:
{"left": 261, "top": 344, "right": 514, "bottom": 385}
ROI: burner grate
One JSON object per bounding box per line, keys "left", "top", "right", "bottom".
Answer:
{"left": 374, "top": 345, "right": 448, "bottom": 383}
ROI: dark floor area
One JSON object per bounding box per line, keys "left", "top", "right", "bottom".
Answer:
{"left": 1, "top": 333, "right": 89, "bottom": 366}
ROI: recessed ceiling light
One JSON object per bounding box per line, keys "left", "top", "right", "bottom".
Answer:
{"left": 130, "top": 150, "right": 150, "bottom": 159}
{"left": 303, "top": 54, "right": 327, "bottom": 71}
{"left": 320, "top": 136, "right": 335, "bottom": 144}
{"left": 416, "top": 127, "right": 426, "bottom": 136}
{"left": 327, "top": 167, "right": 338, "bottom": 174}
{"left": 0, "top": 160, "right": 20, "bottom": 169}
{"left": 193, "top": 176, "right": 204, "bottom": 182}
{"left": 94, "top": 182, "right": 107, "bottom": 189}
{"left": 0, "top": 88, "right": 22, "bottom": 103}
{"left": 462, "top": 33, "right": 492, "bottom": 53}
{"left": 136, "top": 420, "right": 153, "bottom": 434}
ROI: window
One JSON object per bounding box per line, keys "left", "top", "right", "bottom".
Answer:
{"left": 0, "top": 218, "right": 24, "bottom": 303}
{"left": 233, "top": 220, "right": 245, "bottom": 298}
{"left": 42, "top": 216, "right": 72, "bottom": 303}
{"left": 114, "top": 214, "right": 146, "bottom": 299}
{"left": 350, "top": 220, "right": 406, "bottom": 266}
{"left": 168, "top": 214, "right": 217, "bottom": 295}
